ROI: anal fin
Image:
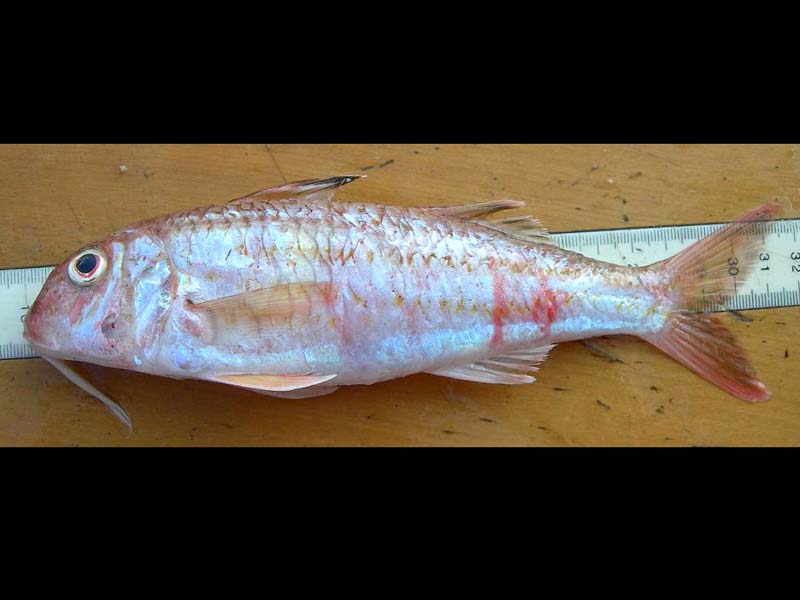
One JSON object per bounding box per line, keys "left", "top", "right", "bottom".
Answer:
{"left": 427, "top": 344, "right": 555, "bottom": 384}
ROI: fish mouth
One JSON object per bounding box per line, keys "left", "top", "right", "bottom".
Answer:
{"left": 23, "top": 325, "right": 65, "bottom": 359}
{"left": 22, "top": 307, "right": 55, "bottom": 352}
{"left": 22, "top": 303, "right": 73, "bottom": 359}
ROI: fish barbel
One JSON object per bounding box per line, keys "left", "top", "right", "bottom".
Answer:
{"left": 23, "top": 176, "right": 779, "bottom": 428}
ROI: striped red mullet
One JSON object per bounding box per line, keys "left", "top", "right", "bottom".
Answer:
{"left": 24, "top": 176, "right": 778, "bottom": 428}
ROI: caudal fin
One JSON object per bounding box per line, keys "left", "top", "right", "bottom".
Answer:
{"left": 643, "top": 203, "right": 781, "bottom": 402}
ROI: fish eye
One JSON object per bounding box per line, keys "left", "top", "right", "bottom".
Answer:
{"left": 68, "top": 249, "right": 107, "bottom": 286}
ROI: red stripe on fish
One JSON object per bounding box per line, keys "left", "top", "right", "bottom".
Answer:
{"left": 531, "top": 277, "right": 560, "bottom": 338}
{"left": 491, "top": 262, "right": 507, "bottom": 349}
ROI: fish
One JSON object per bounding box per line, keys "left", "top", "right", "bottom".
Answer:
{"left": 23, "top": 176, "right": 779, "bottom": 429}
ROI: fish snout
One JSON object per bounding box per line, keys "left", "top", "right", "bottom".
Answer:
{"left": 23, "top": 297, "right": 53, "bottom": 351}
{"left": 23, "top": 285, "right": 63, "bottom": 354}
{"left": 22, "top": 305, "right": 42, "bottom": 342}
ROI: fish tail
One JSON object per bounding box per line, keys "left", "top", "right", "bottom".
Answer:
{"left": 642, "top": 203, "right": 782, "bottom": 402}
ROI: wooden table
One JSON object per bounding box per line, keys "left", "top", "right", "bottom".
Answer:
{"left": 1, "top": 144, "right": 797, "bottom": 446}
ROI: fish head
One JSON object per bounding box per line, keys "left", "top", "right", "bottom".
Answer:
{"left": 24, "top": 232, "right": 175, "bottom": 369}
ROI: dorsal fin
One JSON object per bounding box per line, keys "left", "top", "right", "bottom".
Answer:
{"left": 427, "top": 344, "right": 555, "bottom": 384}
{"left": 431, "top": 199, "right": 551, "bottom": 244}
{"left": 230, "top": 175, "right": 364, "bottom": 205}
{"left": 430, "top": 199, "right": 525, "bottom": 220}
{"left": 190, "top": 281, "right": 337, "bottom": 342}
{"left": 475, "top": 215, "right": 552, "bottom": 244}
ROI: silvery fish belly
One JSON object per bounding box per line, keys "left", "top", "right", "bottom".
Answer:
{"left": 23, "top": 176, "right": 778, "bottom": 428}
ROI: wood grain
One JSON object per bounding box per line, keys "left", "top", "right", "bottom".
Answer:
{"left": 1, "top": 144, "right": 798, "bottom": 446}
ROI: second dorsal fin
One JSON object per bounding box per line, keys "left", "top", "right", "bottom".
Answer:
{"left": 231, "top": 175, "right": 364, "bottom": 204}
{"left": 430, "top": 199, "right": 525, "bottom": 220}
{"left": 432, "top": 199, "right": 551, "bottom": 244}
{"left": 474, "top": 215, "right": 551, "bottom": 244}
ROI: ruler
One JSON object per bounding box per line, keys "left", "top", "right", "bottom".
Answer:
{"left": 554, "top": 218, "right": 800, "bottom": 312}
{"left": 2, "top": 219, "right": 799, "bottom": 360}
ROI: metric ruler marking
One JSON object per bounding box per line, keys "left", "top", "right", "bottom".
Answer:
{"left": 553, "top": 219, "right": 800, "bottom": 312}
{"left": 2, "top": 219, "right": 799, "bottom": 360}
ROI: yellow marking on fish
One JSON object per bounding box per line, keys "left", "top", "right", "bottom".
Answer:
{"left": 349, "top": 286, "right": 365, "bottom": 307}
{"left": 366, "top": 250, "right": 374, "bottom": 264}
{"left": 439, "top": 299, "right": 448, "bottom": 310}
{"left": 395, "top": 294, "right": 404, "bottom": 306}
{"left": 455, "top": 298, "right": 465, "bottom": 313}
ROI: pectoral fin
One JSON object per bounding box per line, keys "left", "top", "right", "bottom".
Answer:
{"left": 190, "top": 281, "right": 336, "bottom": 341}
